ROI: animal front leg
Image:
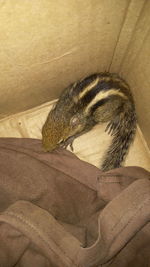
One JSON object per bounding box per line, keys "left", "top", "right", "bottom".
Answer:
{"left": 60, "top": 119, "right": 96, "bottom": 151}
{"left": 60, "top": 136, "right": 75, "bottom": 151}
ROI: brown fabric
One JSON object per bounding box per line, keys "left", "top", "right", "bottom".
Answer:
{"left": 0, "top": 138, "right": 149, "bottom": 267}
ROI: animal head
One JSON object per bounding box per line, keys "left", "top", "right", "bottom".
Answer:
{"left": 42, "top": 110, "right": 86, "bottom": 152}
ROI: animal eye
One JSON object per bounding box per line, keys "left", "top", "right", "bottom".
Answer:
{"left": 70, "top": 116, "right": 80, "bottom": 127}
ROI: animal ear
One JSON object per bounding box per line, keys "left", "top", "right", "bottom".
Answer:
{"left": 70, "top": 116, "right": 80, "bottom": 127}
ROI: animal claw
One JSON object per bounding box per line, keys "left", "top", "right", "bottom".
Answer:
{"left": 60, "top": 136, "right": 75, "bottom": 151}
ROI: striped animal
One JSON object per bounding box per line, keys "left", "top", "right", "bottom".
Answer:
{"left": 42, "top": 72, "right": 137, "bottom": 171}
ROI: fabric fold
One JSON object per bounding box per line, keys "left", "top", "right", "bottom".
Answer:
{"left": 0, "top": 138, "right": 149, "bottom": 266}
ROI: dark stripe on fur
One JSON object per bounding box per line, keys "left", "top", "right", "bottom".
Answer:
{"left": 73, "top": 74, "right": 98, "bottom": 95}
{"left": 90, "top": 97, "right": 110, "bottom": 113}
{"left": 80, "top": 79, "right": 126, "bottom": 107}
{"left": 80, "top": 82, "right": 105, "bottom": 106}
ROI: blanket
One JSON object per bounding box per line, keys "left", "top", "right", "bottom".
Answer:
{"left": 0, "top": 138, "right": 149, "bottom": 267}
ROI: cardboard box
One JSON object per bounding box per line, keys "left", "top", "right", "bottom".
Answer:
{"left": 0, "top": 0, "right": 149, "bottom": 170}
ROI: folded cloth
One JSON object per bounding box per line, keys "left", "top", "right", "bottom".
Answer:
{"left": 0, "top": 138, "right": 149, "bottom": 267}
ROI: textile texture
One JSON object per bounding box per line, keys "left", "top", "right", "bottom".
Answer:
{"left": 0, "top": 138, "right": 149, "bottom": 267}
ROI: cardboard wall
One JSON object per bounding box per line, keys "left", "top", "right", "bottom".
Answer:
{"left": 0, "top": 0, "right": 132, "bottom": 117}
{"left": 110, "top": 0, "right": 150, "bottom": 148}
{"left": 0, "top": 0, "right": 149, "bottom": 147}
{"left": 120, "top": 1, "right": 150, "bottom": 148}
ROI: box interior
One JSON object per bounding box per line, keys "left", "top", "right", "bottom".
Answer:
{"left": 0, "top": 0, "right": 149, "bottom": 170}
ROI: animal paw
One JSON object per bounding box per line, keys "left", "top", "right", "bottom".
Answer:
{"left": 60, "top": 136, "right": 75, "bottom": 151}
